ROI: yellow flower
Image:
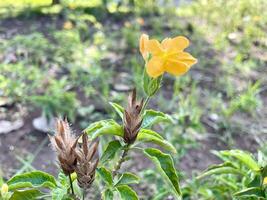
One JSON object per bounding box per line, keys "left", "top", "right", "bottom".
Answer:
{"left": 1, "top": 183, "right": 8, "bottom": 195}
{"left": 263, "top": 177, "right": 267, "bottom": 185}
{"left": 63, "top": 21, "right": 73, "bottom": 30}
{"left": 139, "top": 34, "right": 149, "bottom": 59}
{"left": 139, "top": 34, "right": 197, "bottom": 78}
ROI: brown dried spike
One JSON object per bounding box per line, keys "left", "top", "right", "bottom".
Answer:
{"left": 54, "top": 136, "right": 64, "bottom": 150}
{"left": 49, "top": 119, "right": 79, "bottom": 175}
{"left": 122, "top": 88, "right": 144, "bottom": 144}
{"left": 74, "top": 133, "right": 99, "bottom": 189}
{"left": 82, "top": 133, "right": 89, "bottom": 157}
{"left": 86, "top": 140, "right": 99, "bottom": 161}
{"left": 58, "top": 120, "right": 65, "bottom": 141}
{"left": 130, "top": 88, "right": 137, "bottom": 106}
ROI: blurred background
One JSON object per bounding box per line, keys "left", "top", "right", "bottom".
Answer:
{"left": 0, "top": 0, "right": 266, "bottom": 198}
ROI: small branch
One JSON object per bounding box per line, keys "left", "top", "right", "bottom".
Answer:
{"left": 112, "top": 145, "right": 130, "bottom": 177}
{"left": 143, "top": 96, "right": 150, "bottom": 109}
{"left": 141, "top": 96, "right": 151, "bottom": 114}
{"left": 68, "top": 174, "right": 74, "bottom": 195}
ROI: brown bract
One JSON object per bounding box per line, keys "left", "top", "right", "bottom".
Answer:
{"left": 75, "top": 133, "right": 99, "bottom": 189}
{"left": 49, "top": 119, "right": 79, "bottom": 175}
{"left": 123, "top": 89, "right": 144, "bottom": 144}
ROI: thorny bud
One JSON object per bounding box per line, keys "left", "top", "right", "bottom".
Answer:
{"left": 75, "top": 133, "right": 99, "bottom": 189}
{"left": 49, "top": 119, "right": 79, "bottom": 175}
{"left": 123, "top": 88, "right": 144, "bottom": 144}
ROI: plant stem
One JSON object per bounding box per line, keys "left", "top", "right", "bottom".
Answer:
{"left": 82, "top": 189, "right": 85, "bottom": 200}
{"left": 68, "top": 174, "right": 74, "bottom": 195}
{"left": 144, "top": 96, "right": 150, "bottom": 108}
{"left": 112, "top": 144, "right": 130, "bottom": 177}
{"left": 142, "top": 96, "right": 151, "bottom": 113}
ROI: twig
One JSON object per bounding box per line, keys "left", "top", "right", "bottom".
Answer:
{"left": 141, "top": 96, "right": 151, "bottom": 114}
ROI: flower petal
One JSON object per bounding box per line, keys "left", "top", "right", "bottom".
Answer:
{"left": 161, "top": 38, "right": 171, "bottom": 49}
{"left": 164, "top": 36, "right": 190, "bottom": 52}
{"left": 164, "top": 59, "right": 189, "bottom": 76}
{"left": 176, "top": 52, "right": 197, "bottom": 66}
{"left": 146, "top": 39, "right": 163, "bottom": 55}
{"left": 139, "top": 34, "right": 149, "bottom": 59}
{"left": 146, "top": 57, "right": 165, "bottom": 78}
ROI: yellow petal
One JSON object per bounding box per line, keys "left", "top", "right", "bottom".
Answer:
{"left": 164, "top": 36, "right": 189, "bottom": 52}
{"left": 164, "top": 59, "right": 189, "bottom": 76}
{"left": 161, "top": 38, "right": 171, "bottom": 49}
{"left": 139, "top": 34, "right": 149, "bottom": 59}
{"left": 176, "top": 52, "right": 197, "bottom": 66}
{"left": 146, "top": 39, "right": 163, "bottom": 56}
{"left": 146, "top": 57, "right": 165, "bottom": 78}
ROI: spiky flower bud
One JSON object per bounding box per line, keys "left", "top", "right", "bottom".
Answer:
{"left": 123, "top": 88, "right": 144, "bottom": 144}
{"left": 49, "top": 119, "right": 79, "bottom": 175}
{"left": 75, "top": 133, "right": 99, "bottom": 189}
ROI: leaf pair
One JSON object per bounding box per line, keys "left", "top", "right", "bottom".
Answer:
{"left": 97, "top": 167, "right": 140, "bottom": 200}
{"left": 85, "top": 104, "right": 176, "bottom": 153}
{"left": 6, "top": 171, "right": 57, "bottom": 200}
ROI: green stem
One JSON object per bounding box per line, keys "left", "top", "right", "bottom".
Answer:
{"left": 112, "top": 144, "right": 130, "bottom": 177}
{"left": 68, "top": 174, "right": 74, "bottom": 195}
{"left": 142, "top": 96, "right": 151, "bottom": 114}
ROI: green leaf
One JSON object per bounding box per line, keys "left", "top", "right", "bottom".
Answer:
{"left": 143, "top": 148, "right": 181, "bottom": 199}
{"left": 197, "top": 162, "right": 243, "bottom": 180}
{"left": 100, "top": 140, "right": 122, "bottom": 164}
{"left": 142, "top": 110, "right": 173, "bottom": 128}
{"left": 116, "top": 185, "right": 138, "bottom": 200}
{"left": 138, "top": 129, "right": 163, "bottom": 139}
{"left": 102, "top": 189, "right": 114, "bottom": 200}
{"left": 137, "top": 129, "right": 176, "bottom": 153}
{"left": 97, "top": 167, "right": 113, "bottom": 186}
{"left": 152, "top": 189, "right": 170, "bottom": 200}
{"left": 205, "top": 161, "right": 237, "bottom": 171}
{"left": 220, "top": 150, "right": 260, "bottom": 171}
{"left": 84, "top": 119, "right": 123, "bottom": 139}
{"left": 248, "top": 174, "right": 262, "bottom": 187}
{"left": 109, "top": 102, "right": 124, "bottom": 119}
{"left": 143, "top": 71, "right": 162, "bottom": 97}
{"left": 52, "top": 187, "right": 67, "bottom": 200}
{"left": 115, "top": 173, "right": 140, "bottom": 186}
{"left": 143, "top": 69, "right": 151, "bottom": 96}
{"left": 10, "top": 189, "right": 43, "bottom": 200}
{"left": 7, "top": 171, "right": 57, "bottom": 191}
{"left": 234, "top": 187, "right": 265, "bottom": 198}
